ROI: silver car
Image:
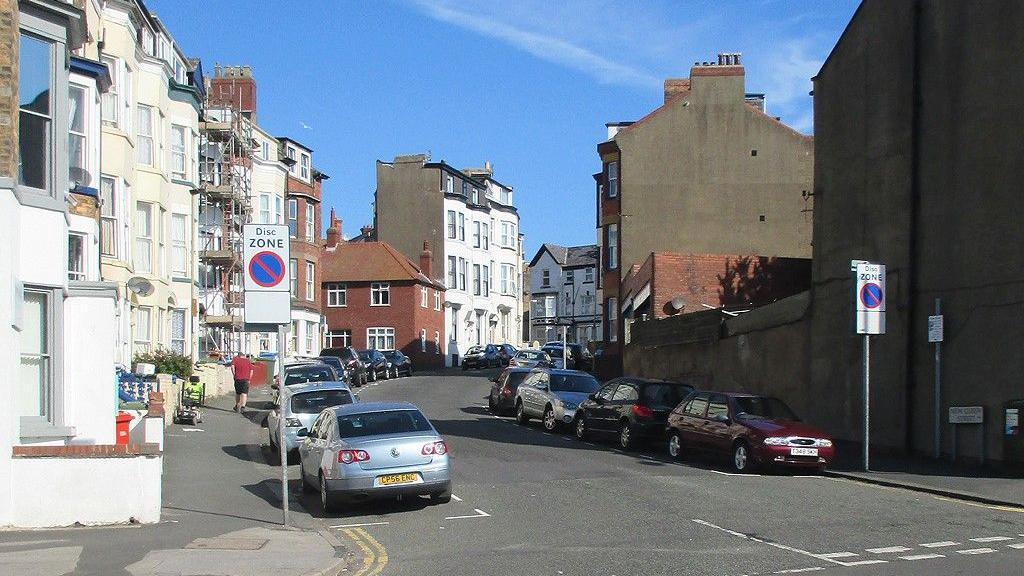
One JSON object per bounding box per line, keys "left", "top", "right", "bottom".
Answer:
{"left": 515, "top": 369, "right": 602, "bottom": 431}
{"left": 298, "top": 402, "right": 452, "bottom": 512}
{"left": 508, "top": 349, "right": 552, "bottom": 369}
{"left": 268, "top": 381, "right": 356, "bottom": 454}
{"left": 272, "top": 361, "right": 338, "bottom": 405}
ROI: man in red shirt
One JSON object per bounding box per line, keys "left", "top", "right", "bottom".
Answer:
{"left": 231, "top": 354, "right": 254, "bottom": 412}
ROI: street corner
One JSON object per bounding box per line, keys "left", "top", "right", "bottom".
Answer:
{"left": 332, "top": 526, "right": 389, "bottom": 576}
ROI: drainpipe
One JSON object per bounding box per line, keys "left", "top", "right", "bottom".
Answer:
{"left": 905, "top": 0, "right": 923, "bottom": 455}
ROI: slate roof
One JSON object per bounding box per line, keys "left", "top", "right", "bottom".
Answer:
{"left": 320, "top": 241, "right": 443, "bottom": 289}
{"left": 529, "top": 243, "right": 598, "bottom": 268}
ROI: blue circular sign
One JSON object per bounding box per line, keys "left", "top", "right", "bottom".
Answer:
{"left": 249, "top": 251, "right": 285, "bottom": 288}
{"left": 860, "top": 282, "right": 883, "bottom": 309}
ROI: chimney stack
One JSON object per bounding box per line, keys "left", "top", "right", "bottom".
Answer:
{"left": 360, "top": 225, "right": 374, "bottom": 239}
{"left": 664, "top": 78, "right": 691, "bottom": 103}
{"left": 325, "top": 208, "right": 341, "bottom": 248}
{"left": 419, "top": 241, "right": 433, "bottom": 276}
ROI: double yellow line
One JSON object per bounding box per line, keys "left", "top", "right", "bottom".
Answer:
{"left": 342, "top": 527, "right": 389, "bottom": 575}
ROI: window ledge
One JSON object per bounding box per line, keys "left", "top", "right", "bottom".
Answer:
{"left": 20, "top": 421, "right": 77, "bottom": 440}
{"left": 370, "top": 304, "right": 391, "bottom": 307}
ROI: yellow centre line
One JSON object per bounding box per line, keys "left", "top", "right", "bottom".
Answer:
{"left": 355, "top": 527, "right": 390, "bottom": 575}
{"left": 932, "top": 496, "right": 1024, "bottom": 514}
{"left": 341, "top": 528, "right": 375, "bottom": 576}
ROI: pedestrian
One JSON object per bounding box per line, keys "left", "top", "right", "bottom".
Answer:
{"left": 231, "top": 353, "right": 254, "bottom": 413}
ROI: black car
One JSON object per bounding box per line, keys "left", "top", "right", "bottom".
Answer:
{"left": 541, "top": 343, "right": 593, "bottom": 371}
{"left": 315, "top": 356, "right": 347, "bottom": 382}
{"left": 358, "top": 349, "right": 390, "bottom": 381}
{"left": 496, "top": 344, "right": 518, "bottom": 366}
{"left": 488, "top": 367, "right": 533, "bottom": 415}
{"left": 382, "top": 350, "right": 413, "bottom": 378}
{"left": 462, "top": 344, "right": 502, "bottom": 370}
{"left": 574, "top": 377, "right": 695, "bottom": 450}
{"left": 320, "top": 346, "right": 368, "bottom": 386}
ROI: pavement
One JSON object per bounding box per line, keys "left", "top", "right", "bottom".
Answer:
{"left": 827, "top": 443, "right": 1024, "bottom": 509}
{"left": 2, "top": 369, "right": 1022, "bottom": 575}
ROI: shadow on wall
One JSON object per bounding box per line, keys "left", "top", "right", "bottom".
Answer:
{"left": 714, "top": 256, "right": 811, "bottom": 309}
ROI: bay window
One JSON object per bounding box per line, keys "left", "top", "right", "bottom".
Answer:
{"left": 305, "top": 261, "right": 315, "bottom": 301}
{"left": 100, "top": 176, "right": 117, "bottom": 256}
{"left": 68, "top": 84, "right": 86, "bottom": 183}
{"left": 170, "top": 309, "right": 186, "bottom": 354}
{"left": 305, "top": 203, "right": 315, "bottom": 241}
{"left": 135, "top": 202, "right": 153, "bottom": 273}
{"left": 288, "top": 199, "right": 298, "bottom": 237}
{"left": 136, "top": 104, "right": 154, "bottom": 166}
{"left": 17, "top": 33, "right": 53, "bottom": 192}
{"left": 171, "top": 213, "right": 187, "bottom": 277}
{"left": 171, "top": 124, "right": 187, "bottom": 180}
{"left": 68, "top": 233, "right": 86, "bottom": 281}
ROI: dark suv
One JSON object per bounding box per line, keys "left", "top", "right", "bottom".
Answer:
{"left": 358, "top": 349, "right": 389, "bottom": 381}
{"left": 320, "top": 346, "right": 367, "bottom": 387}
{"left": 488, "top": 367, "right": 533, "bottom": 415}
{"left": 462, "top": 344, "right": 502, "bottom": 369}
{"left": 574, "top": 377, "right": 694, "bottom": 450}
{"left": 541, "top": 343, "right": 593, "bottom": 372}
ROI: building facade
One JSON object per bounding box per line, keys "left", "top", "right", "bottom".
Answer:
{"left": 527, "top": 244, "right": 601, "bottom": 345}
{"left": 1, "top": 0, "right": 159, "bottom": 528}
{"left": 322, "top": 219, "right": 446, "bottom": 368}
{"left": 596, "top": 54, "right": 814, "bottom": 374}
{"left": 375, "top": 154, "right": 522, "bottom": 366}
{"left": 79, "top": 0, "right": 203, "bottom": 365}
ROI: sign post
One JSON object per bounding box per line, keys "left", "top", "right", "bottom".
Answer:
{"left": 854, "top": 261, "right": 886, "bottom": 471}
{"left": 243, "top": 224, "right": 291, "bottom": 526}
{"left": 928, "top": 300, "right": 944, "bottom": 458}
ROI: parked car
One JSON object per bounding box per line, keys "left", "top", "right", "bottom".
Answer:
{"left": 382, "top": 350, "right": 413, "bottom": 378}
{"left": 268, "top": 381, "right": 356, "bottom": 455}
{"left": 665, "top": 392, "right": 834, "bottom": 472}
{"left": 515, "top": 369, "right": 602, "bottom": 431}
{"left": 273, "top": 362, "right": 338, "bottom": 404}
{"left": 315, "top": 356, "right": 348, "bottom": 383}
{"left": 358, "top": 349, "right": 390, "bottom": 381}
{"left": 297, "top": 401, "right": 452, "bottom": 512}
{"left": 574, "top": 377, "right": 695, "bottom": 450}
{"left": 487, "top": 367, "right": 534, "bottom": 415}
{"left": 540, "top": 343, "right": 593, "bottom": 371}
{"left": 508, "top": 349, "right": 552, "bottom": 369}
{"left": 496, "top": 344, "right": 518, "bottom": 366}
{"left": 462, "top": 344, "right": 501, "bottom": 370}
{"left": 320, "top": 346, "right": 368, "bottom": 387}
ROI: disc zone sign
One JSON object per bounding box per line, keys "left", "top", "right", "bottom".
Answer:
{"left": 249, "top": 251, "right": 285, "bottom": 288}
{"left": 243, "top": 224, "right": 291, "bottom": 325}
{"left": 855, "top": 262, "right": 885, "bottom": 335}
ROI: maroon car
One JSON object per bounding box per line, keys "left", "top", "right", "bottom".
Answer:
{"left": 665, "top": 392, "right": 834, "bottom": 472}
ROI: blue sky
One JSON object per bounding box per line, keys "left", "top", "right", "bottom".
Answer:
{"left": 150, "top": 0, "right": 860, "bottom": 257}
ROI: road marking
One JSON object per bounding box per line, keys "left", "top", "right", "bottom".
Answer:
{"left": 932, "top": 496, "right": 1024, "bottom": 513}
{"left": 1008, "top": 543, "right": 1024, "bottom": 549}
{"left": 0, "top": 539, "right": 67, "bottom": 547}
{"left": 899, "top": 553, "right": 945, "bottom": 561}
{"left": 817, "top": 552, "right": 858, "bottom": 559}
{"left": 773, "top": 568, "right": 824, "bottom": 574}
{"left": 970, "top": 536, "right": 1013, "bottom": 542}
{"left": 330, "top": 521, "right": 390, "bottom": 529}
{"left": 692, "top": 518, "right": 844, "bottom": 566}
{"left": 957, "top": 548, "right": 997, "bottom": 555}
{"left": 709, "top": 470, "right": 759, "bottom": 477}
{"left": 342, "top": 528, "right": 374, "bottom": 576}
{"left": 444, "top": 508, "right": 491, "bottom": 520}
{"left": 450, "top": 494, "right": 463, "bottom": 502}
{"left": 920, "top": 541, "right": 959, "bottom": 548}
{"left": 181, "top": 428, "right": 204, "bottom": 432}
{"left": 866, "top": 546, "right": 913, "bottom": 554}
{"left": 841, "top": 560, "right": 888, "bottom": 566}
{"left": 355, "top": 528, "right": 389, "bottom": 576}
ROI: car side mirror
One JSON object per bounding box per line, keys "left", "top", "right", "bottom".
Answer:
{"left": 714, "top": 414, "right": 730, "bottom": 424}
{"left": 296, "top": 428, "right": 309, "bottom": 438}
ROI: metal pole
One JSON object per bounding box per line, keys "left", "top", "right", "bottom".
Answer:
{"left": 278, "top": 324, "right": 289, "bottom": 526}
{"left": 933, "top": 298, "right": 941, "bottom": 459}
{"left": 562, "top": 325, "right": 568, "bottom": 368}
{"left": 863, "top": 334, "right": 870, "bottom": 471}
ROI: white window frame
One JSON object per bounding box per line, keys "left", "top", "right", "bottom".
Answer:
{"left": 482, "top": 265, "right": 490, "bottom": 296}
{"left": 500, "top": 265, "right": 509, "bottom": 295}
{"left": 447, "top": 210, "right": 456, "bottom": 239}
{"left": 101, "top": 55, "right": 119, "bottom": 126}
{"left": 18, "top": 286, "right": 64, "bottom": 429}
{"left": 585, "top": 267, "right": 594, "bottom": 283}
{"left": 170, "top": 123, "right": 187, "bottom": 180}
{"left": 100, "top": 178, "right": 118, "bottom": 257}
{"left": 420, "top": 329, "right": 427, "bottom": 353}
{"left": 171, "top": 213, "right": 187, "bottom": 277}
{"left": 305, "top": 261, "right": 315, "bottom": 301}
{"left": 542, "top": 269, "right": 550, "bottom": 288}
{"left": 135, "top": 201, "right": 153, "bottom": 273}
{"left": 288, "top": 199, "right": 298, "bottom": 237}
{"left": 473, "top": 221, "right": 481, "bottom": 248}
{"left": 68, "top": 83, "right": 87, "bottom": 182}
{"left": 327, "top": 283, "right": 347, "bottom": 307}
{"left": 289, "top": 258, "right": 298, "bottom": 295}
{"left": 286, "top": 145, "right": 296, "bottom": 173}
{"left": 259, "top": 193, "right": 271, "bottom": 224}
{"left": 472, "top": 264, "right": 481, "bottom": 296}
{"left": 458, "top": 213, "right": 465, "bottom": 241}
{"left": 607, "top": 297, "right": 618, "bottom": 342}
{"left": 170, "top": 308, "right": 186, "bottom": 354}
{"left": 367, "top": 327, "right": 395, "bottom": 351}
{"left": 134, "top": 306, "right": 152, "bottom": 353}
{"left": 458, "top": 258, "right": 467, "bottom": 291}
{"left": 305, "top": 202, "right": 315, "bottom": 241}
{"left": 326, "top": 329, "right": 352, "bottom": 348}
{"left": 607, "top": 224, "right": 619, "bottom": 270}
{"left": 482, "top": 222, "right": 489, "bottom": 250}
{"left": 434, "top": 331, "right": 440, "bottom": 354}
{"left": 434, "top": 289, "right": 442, "bottom": 311}
{"left": 447, "top": 255, "right": 457, "bottom": 289}
{"left": 275, "top": 196, "right": 282, "bottom": 224}
{"left": 421, "top": 286, "right": 429, "bottom": 308}
{"left": 305, "top": 320, "right": 317, "bottom": 353}
{"left": 371, "top": 282, "right": 391, "bottom": 306}
{"left": 136, "top": 104, "right": 154, "bottom": 166}
{"left": 607, "top": 161, "right": 619, "bottom": 197}
{"left": 300, "top": 153, "right": 310, "bottom": 179}
{"left": 68, "top": 232, "right": 86, "bottom": 281}
{"left": 445, "top": 175, "right": 454, "bottom": 193}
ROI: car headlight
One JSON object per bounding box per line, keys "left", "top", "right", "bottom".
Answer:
{"left": 763, "top": 437, "right": 788, "bottom": 445}
{"left": 818, "top": 439, "right": 833, "bottom": 447}
{"left": 285, "top": 418, "right": 302, "bottom": 427}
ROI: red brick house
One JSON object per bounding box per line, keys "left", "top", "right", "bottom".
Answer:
{"left": 321, "top": 215, "right": 446, "bottom": 368}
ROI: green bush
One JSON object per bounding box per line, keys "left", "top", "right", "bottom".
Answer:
{"left": 134, "top": 349, "right": 193, "bottom": 380}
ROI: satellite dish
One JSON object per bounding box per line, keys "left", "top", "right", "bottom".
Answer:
{"left": 69, "top": 167, "right": 93, "bottom": 188}
{"left": 670, "top": 297, "right": 686, "bottom": 312}
{"left": 127, "top": 276, "right": 155, "bottom": 297}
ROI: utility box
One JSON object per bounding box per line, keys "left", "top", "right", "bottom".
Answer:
{"left": 1004, "top": 400, "right": 1023, "bottom": 466}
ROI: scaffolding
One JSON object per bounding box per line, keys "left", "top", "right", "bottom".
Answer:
{"left": 196, "top": 100, "right": 254, "bottom": 359}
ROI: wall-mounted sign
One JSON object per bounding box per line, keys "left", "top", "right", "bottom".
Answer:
{"left": 949, "top": 406, "right": 983, "bottom": 425}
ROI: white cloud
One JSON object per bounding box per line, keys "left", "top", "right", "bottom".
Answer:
{"left": 760, "top": 38, "right": 829, "bottom": 133}
{"left": 407, "top": 0, "right": 660, "bottom": 88}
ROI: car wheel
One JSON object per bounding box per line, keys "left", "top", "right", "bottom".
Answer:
{"left": 430, "top": 490, "right": 452, "bottom": 504}
{"left": 619, "top": 421, "right": 635, "bottom": 451}
{"left": 733, "top": 441, "right": 753, "bottom": 473}
{"left": 369, "top": 369, "right": 377, "bottom": 382}
{"left": 575, "top": 415, "right": 588, "bottom": 440}
{"left": 667, "top": 432, "right": 684, "bottom": 460}
{"left": 515, "top": 401, "right": 529, "bottom": 424}
{"left": 320, "top": 474, "right": 338, "bottom": 513}
{"left": 462, "top": 363, "right": 468, "bottom": 371}
{"left": 543, "top": 406, "right": 558, "bottom": 431}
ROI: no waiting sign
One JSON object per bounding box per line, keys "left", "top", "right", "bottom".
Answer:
{"left": 243, "top": 224, "right": 291, "bottom": 325}
{"left": 855, "top": 262, "right": 885, "bottom": 335}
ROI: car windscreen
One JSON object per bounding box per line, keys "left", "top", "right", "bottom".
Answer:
{"left": 733, "top": 397, "right": 800, "bottom": 421}
{"left": 336, "top": 410, "right": 433, "bottom": 438}
{"left": 467, "top": 347, "right": 482, "bottom": 355}
{"left": 357, "top": 351, "right": 373, "bottom": 361}
{"left": 519, "top": 351, "right": 547, "bottom": 361}
{"left": 318, "top": 357, "right": 344, "bottom": 370}
{"left": 291, "top": 389, "right": 352, "bottom": 413}
{"left": 284, "top": 366, "right": 334, "bottom": 386}
{"left": 505, "top": 371, "right": 529, "bottom": 390}
{"left": 641, "top": 383, "right": 693, "bottom": 409}
{"left": 549, "top": 373, "right": 601, "bottom": 394}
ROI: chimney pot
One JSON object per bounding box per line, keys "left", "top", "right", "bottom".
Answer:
{"left": 419, "top": 240, "right": 433, "bottom": 276}
{"left": 718, "top": 54, "right": 725, "bottom": 65}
